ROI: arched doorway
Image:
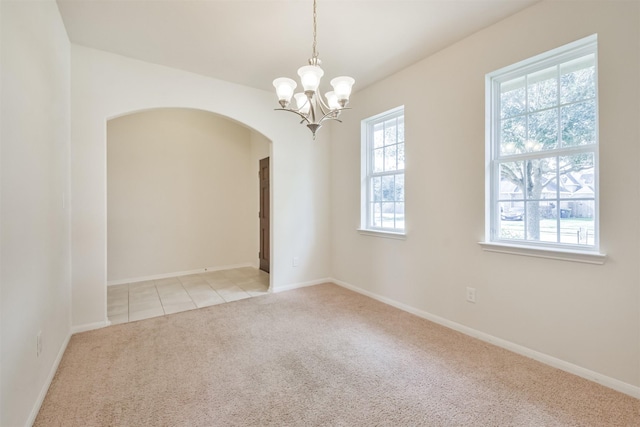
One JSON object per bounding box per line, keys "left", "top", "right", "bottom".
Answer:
{"left": 106, "top": 108, "right": 272, "bottom": 323}
{"left": 69, "top": 50, "right": 329, "bottom": 332}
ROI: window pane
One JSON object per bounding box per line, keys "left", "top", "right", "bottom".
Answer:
{"left": 559, "top": 154, "right": 594, "bottom": 193}
{"left": 561, "top": 100, "right": 596, "bottom": 147}
{"left": 395, "top": 174, "right": 404, "bottom": 201}
{"left": 384, "top": 145, "right": 397, "bottom": 171}
{"left": 397, "top": 116, "right": 405, "bottom": 143}
{"left": 527, "top": 109, "right": 558, "bottom": 151}
{"left": 373, "top": 148, "right": 383, "bottom": 173}
{"left": 373, "top": 123, "right": 384, "bottom": 148}
{"left": 371, "top": 176, "right": 382, "bottom": 202}
{"left": 499, "top": 201, "right": 524, "bottom": 239}
{"left": 528, "top": 66, "right": 558, "bottom": 112}
{"left": 395, "top": 202, "right": 405, "bottom": 230}
{"left": 381, "top": 203, "right": 395, "bottom": 228}
{"left": 560, "top": 200, "right": 595, "bottom": 245}
{"left": 384, "top": 119, "right": 397, "bottom": 145}
{"left": 397, "top": 143, "right": 405, "bottom": 170}
{"left": 371, "top": 203, "right": 381, "bottom": 228}
{"left": 381, "top": 175, "right": 395, "bottom": 201}
{"left": 539, "top": 199, "right": 558, "bottom": 220}
{"left": 525, "top": 157, "right": 557, "bottom": 200}
{"left": 500, "top": 76, "right": 526, "bottom": 119}
{"left": 560, "top": 54, "right": 596, "bottom": 104}
{"left": 499, "top": 161, "right": 525, "bottom": 200}
{"left": 525, "top": 201, "right": 557, "bottom": 242}
{"left": 500, "top": 116, "right": 526, "bottom": 155}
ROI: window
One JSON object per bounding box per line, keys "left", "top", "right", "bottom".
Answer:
{"left": 486, "top": 35, "right": 599, "bottom": 252}
{"left": 361, "top": 106, "right": 405, "bottom": 234}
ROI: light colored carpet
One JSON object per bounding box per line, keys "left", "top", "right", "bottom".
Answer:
{"left": 35, "top": 283, "right": 639, "bottom": 426}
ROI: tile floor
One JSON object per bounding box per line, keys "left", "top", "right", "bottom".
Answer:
{"left": 107, "top": 267, "right": 269, "bottom": 325}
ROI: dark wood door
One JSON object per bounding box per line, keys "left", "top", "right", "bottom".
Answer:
{"left": 259, "top": 157, "right": 270, "bottom": 273}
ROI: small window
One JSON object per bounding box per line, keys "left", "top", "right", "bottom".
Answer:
{"left": 361, "top": 106, "right": 405, "bottom": 234}
{"left": 485, "top": 35, "right": 599, "bottom": 251}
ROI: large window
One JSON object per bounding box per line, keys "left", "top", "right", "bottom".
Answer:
{"left": 361, "top": 107, "right": 405, "bottom": 234}
{"left": 486, "top": 35, "right": 599, "bottom": 251}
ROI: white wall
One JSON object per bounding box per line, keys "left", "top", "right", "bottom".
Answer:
{"left": 107, "top": 108, "right": 260, "bottom": 282}
{"left": 0, "top": 1, "right": 71, "bottom": 425}
{"left": 71, "top": 45, "right": 331, "bottom": 330}
{"left": 330, "top": 1, "right": 640, "bottom": 392}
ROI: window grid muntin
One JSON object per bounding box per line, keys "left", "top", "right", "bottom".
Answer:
{"left": 365, "top": 108, "right": 405, "bottom": 232}
{"left": 488, "top": 36, "right": 598, "bottom": 251}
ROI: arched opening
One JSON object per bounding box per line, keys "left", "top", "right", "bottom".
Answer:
{"left": 106, "top": 108, "right": 272, "bottom": 323}
{"left": 69, "top": 50, "right": 330, "bottom": 331}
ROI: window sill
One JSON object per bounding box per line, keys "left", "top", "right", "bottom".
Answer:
{"left": 358, "top": 229, "right": 407, "bottom": 240}
{"left": 478, "top": 242, "right": 606, "bottom": 265}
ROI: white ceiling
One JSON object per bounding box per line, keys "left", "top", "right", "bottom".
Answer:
{"left": 56, "top": 0, "right": 539, "bottom": 93}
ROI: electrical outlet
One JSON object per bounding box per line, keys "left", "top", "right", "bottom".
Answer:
{"left": 292, "top": 257, "right": 299, "bottom": 267}
{"left": 36, "top": 331, "right": 42, "bottom": 357}
{"left": 466, "top": 287, "right": 476, "bottom": 303}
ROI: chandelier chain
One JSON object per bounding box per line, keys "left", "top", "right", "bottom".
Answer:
{"left": 312, "top": 0, "right": 318, "bottom": 60}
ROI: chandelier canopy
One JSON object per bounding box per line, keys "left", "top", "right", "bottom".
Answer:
{"left": 272, "top": 0, "right": 355, "bottom": 139}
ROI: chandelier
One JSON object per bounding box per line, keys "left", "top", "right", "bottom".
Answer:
{"left": 272, "top": 0, "right": 355, "bottom": 139}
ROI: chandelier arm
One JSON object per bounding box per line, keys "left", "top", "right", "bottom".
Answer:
{"left": 316, "top": 94, "right": 331, "bottom": 114}
{"left": 274, "top": 108, "right": 311, "bottom": 124}
{"left": 317, "top": 110, "right": 343, "bottom": 126}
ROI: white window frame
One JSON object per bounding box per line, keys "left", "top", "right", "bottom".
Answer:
{"left": 359, "top": 106, "right": 406, "bottom": 238}
{"left": 482, "top": 35, "right": 605, "bottom": 263}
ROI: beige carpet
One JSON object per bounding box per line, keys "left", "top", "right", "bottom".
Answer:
{"left": 36, "top": 284, "right": 639, "bottom": 426}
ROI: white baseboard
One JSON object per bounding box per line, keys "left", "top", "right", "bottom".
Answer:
{"left": 331, "top": 278, "right": 640, "bottom": 399}
{"left": 107, "top": 262, "right": 255, "bottom": 286}
{"left": 272, "top": 277, "right": 330, "bottom": 293}
{"left": 71, "top": 320, "right": 110, "bottom": 334}
{"left": 27, "top": 331, "right": 71, "bottom": 426}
